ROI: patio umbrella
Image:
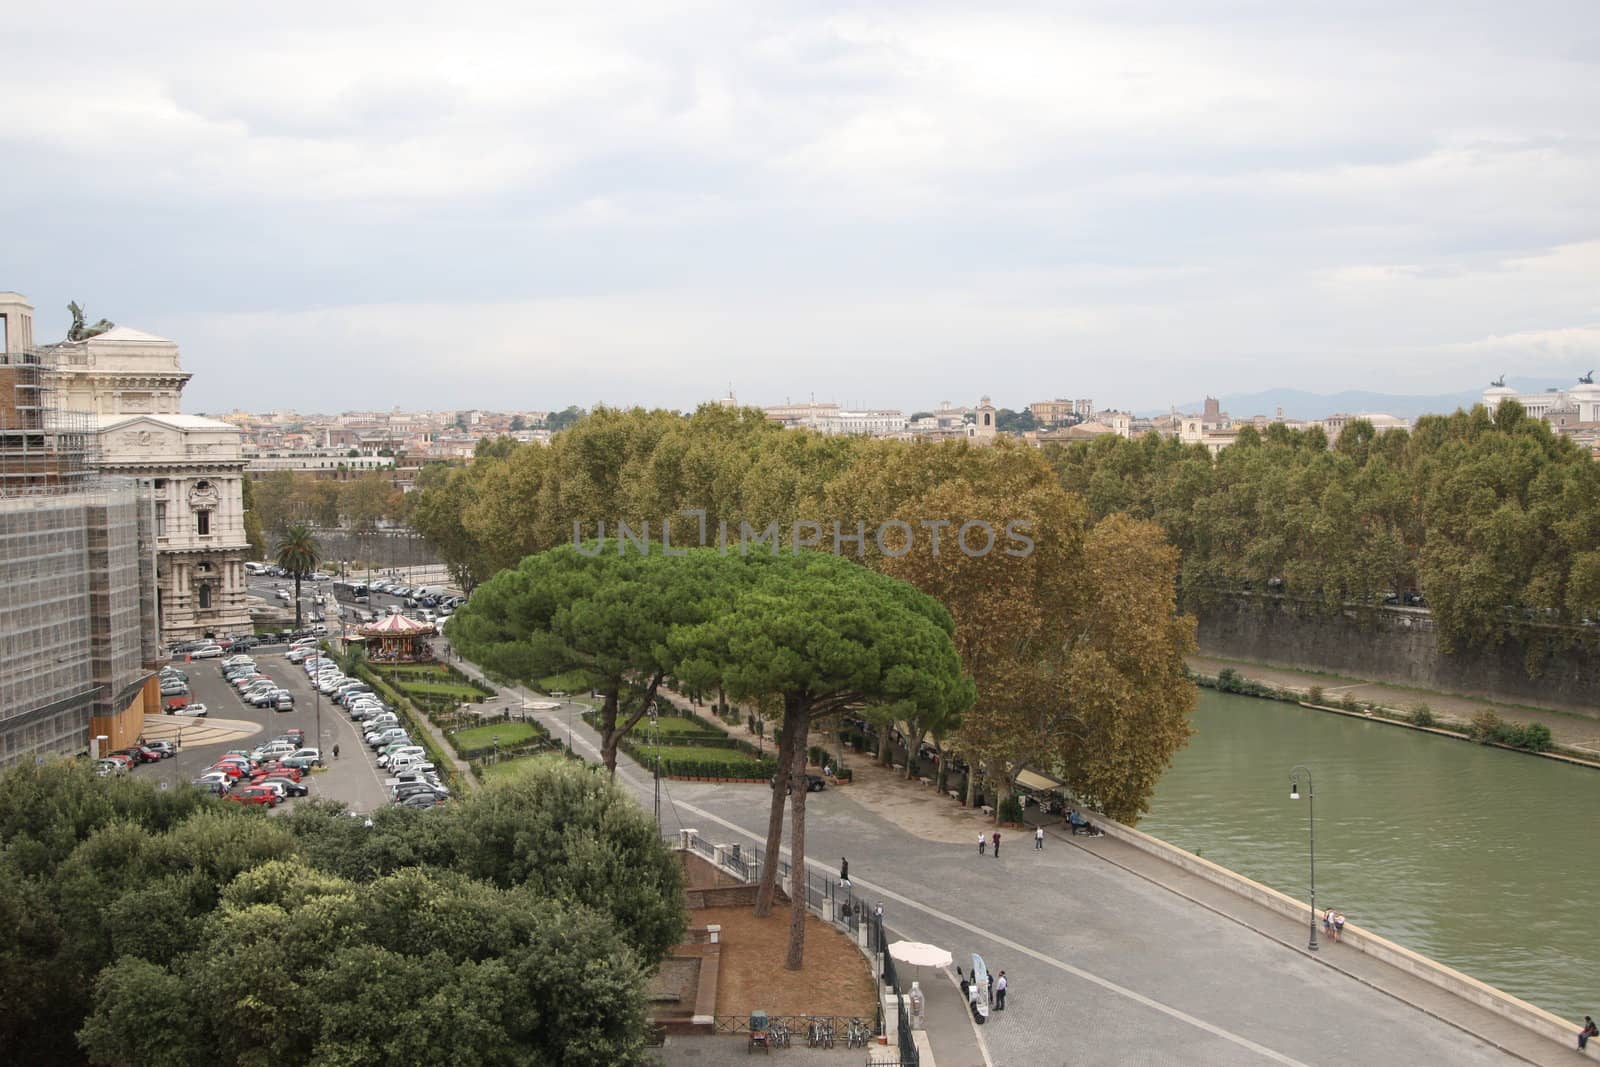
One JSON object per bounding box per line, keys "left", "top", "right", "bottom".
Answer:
{"left": 888, "top": 941, "right": 953, "bottom": 985}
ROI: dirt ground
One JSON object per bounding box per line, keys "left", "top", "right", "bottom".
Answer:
{"left": 702, "top": 905, "right": 877, "bottom": 1019}
{"left": 827, "top": 748, "right": 1003, "bottom": 845}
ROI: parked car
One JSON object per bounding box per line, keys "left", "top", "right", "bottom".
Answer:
{"left": 771, "top": 774, "right": 828, "bottom": 794}
{"left": 258, "top": 775, "right": 309, "bottom": 797}
{"left": 284, "top": 748, "right": 321, "bottom": 766}
{"left": 226, "top": 785, "right": 279, "bottom": 808}
{"left": 191, "top": 771, "right": 233, "bottom": 792}
{"left": 190, "top": 644, "right": 225, "bottom": 658}
{"left": 146, "top": 740, "right": 178, "bottom": 758}
{"left": 95, "top": 759, "right": 127, "bottom": 777}
{"left": 170, "top": 702, "right": 209, "bottom": 717}
{"left": 399, "top": 791, "right": 447, "bottom": 809}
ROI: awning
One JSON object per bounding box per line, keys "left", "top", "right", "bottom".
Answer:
{"left": 1015, "top": 769, "right": 1063, "bottom": 793}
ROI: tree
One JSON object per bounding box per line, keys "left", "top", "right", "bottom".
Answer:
{"left": 509, "top": 414, "right": 527, "bottom": 432}
{"left": 239, "top": 474, "right": 267, "bottom": 560}
{"left": 339, "top": 472, "right": 400, "bottom": 533}
{"left": 409, "top": 464, "right": 494, "bottom": 594}
{"left": 546, "top": 404, "right": 586, "bottom": 431}
{"left": 274, "top": 524, "right": 320, "bottom": 629}
{"left": 672, "top": 550, "right": 973, "bottom": 969}
{"left": 449, "top": 546, "right": 748, "bottom": 776}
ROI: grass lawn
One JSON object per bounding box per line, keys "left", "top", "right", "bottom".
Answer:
{"left": 453, "top": 721, "right": 541, "bottom": 749}
{"left": 639, "top": 743, "right": 764, "bottom": 767}
{"left": 480, "top": 753, "right": 564, "bottom": 783}
{"left": 375, "top": 663, "right": 452, "bottom": 677}
{"left": 652, "top": 715, "right": 724, "bottom": 737}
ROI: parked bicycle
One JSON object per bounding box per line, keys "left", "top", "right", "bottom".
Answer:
{"left": 846, "top": 1017, "right": 869, "bottom": 1048}
{"left": 807, "top": 1017, "right": 835, "bottom": 1048}
{"left": 768, "top": 1020, "right": 790, "bottom": 1048}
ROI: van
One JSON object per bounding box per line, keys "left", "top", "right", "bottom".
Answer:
{"left": 274, "top": 693, "right": 295, "bottom": 711}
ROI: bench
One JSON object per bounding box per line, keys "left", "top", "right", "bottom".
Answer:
{"left": 947, "top": 790, "right": 960, "bottom": 801}
{"left": 919, "top": 776, "right": 933, "bottom": 787}
{"left": 980, "top": 805, "right": 994, "bottom": 817}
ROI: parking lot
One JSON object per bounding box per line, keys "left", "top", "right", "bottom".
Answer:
{"left": 140, "top": 651, "right": 394, "bottom": 812}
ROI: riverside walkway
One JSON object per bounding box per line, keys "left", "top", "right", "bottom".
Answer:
{"left": 444, "top": 647, "right": 1569, "bottom": 1066}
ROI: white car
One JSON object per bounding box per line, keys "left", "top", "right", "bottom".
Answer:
{"left": 170, "top": 702, "right": 209, "bottom": 717}
{"left": 286, "top": 648, "right": 312, "bottom": 663}
{"left": 190, "top": 644, "right": 225, "bottom": 658}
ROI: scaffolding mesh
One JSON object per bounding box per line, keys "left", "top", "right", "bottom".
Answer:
{"left": 0, "top": 346, "right": 99, "bottom": 491}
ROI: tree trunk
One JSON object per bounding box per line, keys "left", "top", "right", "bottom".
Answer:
{"left": 754, "top": 699, "right": 801, "bottom": 917}
{"left": 785, "top": 701, "right": 813, "bottom": 970}
{"left": 902, "top": 719, "right": 921, "bottom": 778}
{"left": 964, "top": 765, "right": 979, "bottom": 808}
{"left": 597, "top": 688, "right": 621, "bottom": 775}
{"left": 877, "top": 722, "right": 893, "bottom": 767}
{"left": 293, "top": 574, "right": 303, "bottom": 629}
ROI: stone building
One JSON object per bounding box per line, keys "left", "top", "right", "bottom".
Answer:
{"left": 43, "top": 310, "right": 252, "bottom": 642}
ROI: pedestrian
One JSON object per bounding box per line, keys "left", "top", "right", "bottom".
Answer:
{"left": 1322, "top": 908, "right": 1332, "bottom": 936}
{"left": 992, "top": 830, "right": 1001, "bottom": 858}
{"left": 958, "top": 968, "right": 969, "bottom": 1001}
{"left": 995, "top": 971, "right": 1008, "bottom": 1011}
{"left": 1333, "top": 912, "right": 1346, "bottom": 942}
{"left": 332, "top": 743, "right": 340, "bottom": 760}
{"left": 987, "top": 970, "right": 994, "bottom": 1003}
{"left": 1035, "top": 826, "right": 1045, "bottom": 851}
{"left": 1579, "top": 1015, "right": 1597, "bottom": 1050}
{"left": 839, "top": 857, "right": 850, "bottom": 886}
{"left": 979, "top": 832, "right": 986, "bottom": 856}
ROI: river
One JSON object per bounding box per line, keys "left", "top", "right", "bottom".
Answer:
{"left": 1140, "top": 689, "right": 1600, "bottom": 1023}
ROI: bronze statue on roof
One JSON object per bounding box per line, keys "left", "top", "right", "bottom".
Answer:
{"left": 66, "top": 301, "right": 115, "bottom": 341}
{"left": 1580, "top": 370, "right": 1594, "bottom": 385}
{"left": 1489, "top": 374, "right": 1506, "bottom": 387}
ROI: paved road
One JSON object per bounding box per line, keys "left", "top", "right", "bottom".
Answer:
{"left": 515, "top": 700, "right": 1524, "bottom": 1067}
{"left": 145, "top": 653, "right": 391, "bottom": 812}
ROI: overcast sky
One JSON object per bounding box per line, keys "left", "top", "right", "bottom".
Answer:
{"left": 3, "top": 2, "right": 1597, "bottom": 414}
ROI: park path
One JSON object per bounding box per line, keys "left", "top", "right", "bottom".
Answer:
{"left": 1190, "top": 655, "right": 1600, "bottom": 755}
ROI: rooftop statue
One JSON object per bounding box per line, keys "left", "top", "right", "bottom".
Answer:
{"left": 66, "top": 301, "right": 115, "bottom": 342}
{"left": 1489, "top": 375, "right": 1506, "bottom": 388}
{"left": 1581, "top": 370, "right": 1594, "bottom": 385}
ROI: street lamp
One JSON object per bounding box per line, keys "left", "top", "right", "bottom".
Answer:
{"left": 1289, "top": 765, "right": 1318, "bottom": 952}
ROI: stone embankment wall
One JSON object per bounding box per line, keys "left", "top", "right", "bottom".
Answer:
{"left": 1195, "top": 595, "right": 1600, "bottom": 715}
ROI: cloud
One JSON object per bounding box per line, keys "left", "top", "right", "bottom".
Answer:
{"left": 2, "top": 1, "right": 1597, "bottom": 412}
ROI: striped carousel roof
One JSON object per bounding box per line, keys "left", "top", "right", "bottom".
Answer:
{"left": 358, "top": 613, "right": 435, "bottom": 636}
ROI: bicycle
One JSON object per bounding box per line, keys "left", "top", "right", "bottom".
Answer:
{"left": 846, "top": 1018, "right": 868, "bottom": 1048}
{"left": 768, "top": 1020, "right": 790, "bottom": 1049}
{"left": 818, "top": 1017, "right": 834, "bottom": 1049}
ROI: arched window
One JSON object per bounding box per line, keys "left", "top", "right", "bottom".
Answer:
{"left": 198, "top": 583, "right": 212, "bottom": 609}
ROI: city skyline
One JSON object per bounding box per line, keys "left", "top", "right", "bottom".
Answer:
{"left": 4, "top": 3, "right": 1597, "bottom": 413}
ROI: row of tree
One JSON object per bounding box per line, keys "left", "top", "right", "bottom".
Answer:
{"left": 249, "top": 470, "right": 406, "bottom": 545}
{"left": 0, "top": 759, "right": 682, "bottom": 1066}
{"left": 1045, "top": 400, "right": 1600, "bottom": 656}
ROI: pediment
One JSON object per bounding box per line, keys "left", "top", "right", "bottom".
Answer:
{"left": 101, "top": 416, "right": 185, "bottom": 456}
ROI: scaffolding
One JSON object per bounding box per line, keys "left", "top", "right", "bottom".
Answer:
{"left": 0, "top": 346, "right": 99, "bottom": 493}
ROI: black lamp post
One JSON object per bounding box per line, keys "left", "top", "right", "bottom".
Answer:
{"left": 1289, "top": 765, "right": 1318, "bottom": 951}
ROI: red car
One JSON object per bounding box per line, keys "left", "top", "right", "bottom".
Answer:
{"left": 250, "top": 766, "right": 303, "bottom": 783}
{"left": 205, "top": 763, "right": 247, "bottom": 780}
{"left": 103, "top": 753, "right": 136, "bottom": 771}
{"left": 226, "top": 785, "right": 279, "bottom": 807}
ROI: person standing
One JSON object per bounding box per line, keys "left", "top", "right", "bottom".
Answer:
{"left": 332, "top": 743, "right": 340, "bottom": 760}
{"left": 839, "top": 857, "right": 850, "bottom": 886}
{"left": 995, "top": 971, "right": 1008, "bottom": 1011}
{"left": 1034, "top": 826, "right": 1045, "bottom": 851}
{"left": 992, "top": 831, "right": 1001, "bottom": 858}
{"left": 1578, "top": 1015, "right": 1597, "bottom": 1050}
{"left": 979, "top": 832, "right": 987, "bottom": 856}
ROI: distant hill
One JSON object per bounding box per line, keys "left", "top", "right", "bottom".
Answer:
{"left": 1143, "top": 379, "right": 1574, "bottom": 422}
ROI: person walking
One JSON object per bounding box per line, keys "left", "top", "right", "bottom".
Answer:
{"left": 978, "top": 832, "right": 986, "bottom": 856}
{"left": 1332, "top": 912, "right": 1346, "bottom": 942}
{"left": 332, "top": 743, "right": 340, "bottom": 760}
{"left": 839, "top": 857, "right": 850, "bottom": 886}
{"left": 1034, "top": 826, "right": 1045, "bottom": 851}
{"left": 995, "top": 971, "right": 1008, "bottom": 1011}
{"left": 992, "top": 831, "right": 1001, "bottom": 858}
{"left": 1578, "top": 1015, "right": 1597, "bottom": 1050}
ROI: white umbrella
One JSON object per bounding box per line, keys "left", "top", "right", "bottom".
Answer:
{"left": 888, "top": 941, "right": 953, "bottom": 986}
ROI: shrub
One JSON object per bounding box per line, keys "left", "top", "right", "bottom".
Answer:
{"left": 1519, "top": 722, "right": 1554, "bottom": 752}
{"left": 1410, "top": 704, "right": 1435, "bottom": 727}
{"left": 1340, "top": 695, "right": 1361, "bottom": 712}
{"left": 834, "top": 767, "right": 854, "bottom": 782}
{"left": 1306, "top": 685, "right": 1324, "bottom": 705}
{"left": 1215, "top": 667, "right": 1239, "bottom": 690}
{"left": 1469, "top": 709, "right": 1502, "bottom": 744}
{"left": 998, "top": 795, "right": 1025, "bottom": 824}
{"left": 808, "top": 745, "right": 829, "bottom": 768}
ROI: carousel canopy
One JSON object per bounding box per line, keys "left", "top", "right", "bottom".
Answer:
{"left": 358, "top": 613, "right": 435, "bottom": 637}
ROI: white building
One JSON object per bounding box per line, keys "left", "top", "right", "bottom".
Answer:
{"left": 1483, "top": 380, "right": 1600, "bottom": 424}
{"left": 48, "top": 320, "right": 252, "bottom": 642}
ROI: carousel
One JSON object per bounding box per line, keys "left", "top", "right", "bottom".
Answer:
{"left": 355, "top": 613, "right": 437, "bottom": 663}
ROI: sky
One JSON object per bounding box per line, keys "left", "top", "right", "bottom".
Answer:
{"left": 3, "top": 1, "right": 1598, "bottom": 415}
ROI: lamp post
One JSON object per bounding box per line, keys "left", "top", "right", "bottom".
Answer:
{"left": 650, "top": 713, "right": 661, "bottom": 828}
{"left": 1289, "top": 765, "right": 1318, "bottom": 951}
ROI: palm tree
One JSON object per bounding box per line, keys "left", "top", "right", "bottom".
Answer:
{"left": 274, "top": 524, "right": 321, "bottom": 630}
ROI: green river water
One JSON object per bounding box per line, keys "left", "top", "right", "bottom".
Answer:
{"left": 1140, "top": 689, "right": 1599, "bottom": 1023}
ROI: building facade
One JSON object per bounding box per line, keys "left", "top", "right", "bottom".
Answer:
{"left": 14, "top": 297, "right": 252, "bottom": 643}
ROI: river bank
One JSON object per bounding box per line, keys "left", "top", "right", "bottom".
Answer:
{"left": 1142, "top": 689, "right": 1600, "bottom": 1025}
{"left": 1189, "top": 654, "right": 1600, "bottom": 764}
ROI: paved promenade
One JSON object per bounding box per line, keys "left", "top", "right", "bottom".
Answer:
{"left": 446, "top": 650, "right": 1571, "bottom": 1066}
